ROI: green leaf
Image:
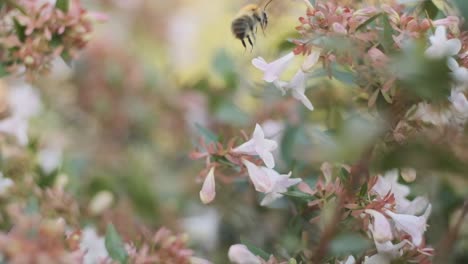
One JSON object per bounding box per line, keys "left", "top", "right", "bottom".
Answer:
{"left": 282, "top": 190, "right": 315, "bottom": 201}
{"left": 421, "top": 0, "right": 439, "bottom": 19}
{"left": 355, "top": 12, "right": 382, "bottom": 32}
{"left": 105, "top": 224, "right": 128, "bottom": 263}
{"left": 55, "top": 0, "right": 69, "bottom": 12}
{"left": 381, "top": 15, "right": 394, "bottom": 53}
{"left": 330, "top": 233, "right": 371, "bottom": 255}
{"left": 0, "top": 64, "right": 8, "bottom": 78}
{"left": 13, "top": 18, "right": 26, "bottom": 42}
{"left": 195, "top": 123, "right": 218, "bottom": 143}
{"left": 240, "top": 238, "right": 270, "bottom": 260}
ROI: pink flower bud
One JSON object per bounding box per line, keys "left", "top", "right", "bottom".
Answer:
{"left": 199, "top": 167, "right": 216, "bottom": 204}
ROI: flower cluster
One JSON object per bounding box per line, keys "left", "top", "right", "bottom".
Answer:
{"left": 0, "top": 0, "right": 105, "bottom": 78}
{"left": 194, "top": 123, "right": 301, "bottom": 206}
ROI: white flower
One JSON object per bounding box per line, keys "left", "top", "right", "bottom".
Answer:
{"left": 252, "top": 52, "right": 295, "bottom": 82}
{"left": 0, "top": 172, "right": 13, "bottom": 196}
{"left": 448, "top": 58, "right": 468, "bottom": 86}
{"left": 199, "top": 167, "right": 216, "bottom": 204}
{"left": 412, "top": 102, "right": 452, "bottom": 126}
{"left": 339, "top": 255, "right": 356, "bottom": 264}
{"left": 89, "top": 191, "right": 114, "bottom": 215}
{"left": 374, "top": 239, "right": 410, "bottom": 259}
{"left": 181, "top": 208, "right": 220, "bottom": 251}
{"left": 288, "top": 70, "right": 314, "bottom": 111}
{"left": 37, "top": 147, "right": 62, "bottom": 174}
{"left": 228, "top": 244, "right": 261, "bottom": 264}
{"left": 363, "top": 254, "right": 391, "bottom": 264}
{"left": 301, "top": 50, "right": 321, "bottom": 72}
{"left": 232, "top": 124, "right": 278, "bottom": 168}
{"left": 0, "top": 81, "right": 42, "bottom": 146}
{"left": 79, "top": 227, "right": 109, "bottom": 264}
{"left": 243, "top": 159, "right": 301, "bottom": 206}
{"left": 8, "top": 82, "right": 42, "bottom": 120}
{"left": 397, "top": 196, "right": 429, "bottom": 215}
{"left": 372, "top": 169, "right": 410, "bottom": 201}
{"left": 385, "top": 204, "right": 432, "bottom": 246}
{"left": 449, "top": 90, "right": 468, "bottom": 116}
{"left": 0, "top": 117, "right": 29, "bottom": 145}
{"left": 425, "top": 26, "right": 461, "bottom": 59}
{"left": 365, "top": 209, "right": 393, "bottom": 243}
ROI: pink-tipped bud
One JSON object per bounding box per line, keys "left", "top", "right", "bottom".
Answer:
{"left": 199, "top": 167, "right": 216, "bottom": 204}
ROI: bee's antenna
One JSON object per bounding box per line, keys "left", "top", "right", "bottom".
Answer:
{"left": 263, "top": 0, "right": 274, "bottom": 10}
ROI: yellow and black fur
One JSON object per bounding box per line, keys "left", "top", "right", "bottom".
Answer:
{"left": 231, "top": 0, "right": 274, "bottom": 49}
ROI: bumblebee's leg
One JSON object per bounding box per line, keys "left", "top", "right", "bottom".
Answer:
{"left": 241, "top": 38, "right": 247, "bottom": 50}
{"left": 246, "top": 34, "right": 254, "bottom": 52}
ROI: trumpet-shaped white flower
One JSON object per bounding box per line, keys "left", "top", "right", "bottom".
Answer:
{"left": 37, "top": 147, "right": 63, "bottom": 174}
{"left": 289, "top": 70, "right": 314, "bottom": 110}
{"left": 448, "top": 58, "right": 468, "bottom": 86}
{"left": 372, "top": 169, "right": 410, "bottom": 201}
{"left": 228, "top": 244, "right": 261, "bottom": 264}
{"left": 301, "top": 50, "right": 321, "bottom": 72}
{"left": 425, "top": 26, "right": 461, "bottom": 59}
{"left": 363, "top": 254, "right": 391, "bottom": 264}
{"left": 0, "top": 117, "right": 29, "bottom": 146}
{"left": 365, "top": 209, "right": 393, "bottom": 243}
{"left": 80, "top": 227, "right": 109, "bottom": 264}
{"left": 385, "top": 205, "right": 432, "bottom": 247}
{"left": 339, "top": 256, "right": 355, "bottom": 264}
{"left": 243, "top": 159, "right": 301, "bottom": 206}
{"left": 449, "top": 90, "right": 468, "bottom": 116}
{"left": 199, "top": 167, "right": 216, "bottom": 204}
{"left": 0, "top": 172, "right": 14, "bottom": 196}
{"left": 365, "top": 240, "right": 412, "bottom": 264}
{"left": 374, "top": 239, "right": 409, "bottom": 259}
{"left": 232, "top": 124, "right": 278, "bottom": 168}
{"left": 252, "top": 52, "right": 295, "bottom": 83}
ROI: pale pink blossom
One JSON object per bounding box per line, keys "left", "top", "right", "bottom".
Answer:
{"left": 365, "top": 209, "right": 393, "bottom": 243}
{"left": 252, "top": 52, "right": 295, "bottom": 82}
{"left": 243, "top": 159, "right": 301, "bottom": 206}
{"left": 385, "top": 205, "right": 432, "bottom": 246}
{"left": 288, "top": 70, "right": 314, "bottom": 111}
{"left": 0, "top": 172, "right": 14, "bottom": 196}
{"left": 199, "top": 167, "right": 216, "bottom": 204}
{"left": 339, "top": 255, "right": 355, "bottom": 264}
{"left": 449, "top": 90, "right": 468, "bottom": 116}
{"left": 372, "top": 169, "right": 410, "bottom": 201}
{"left": 301, "top": 50, "right": 321, "bottom": 72}
{"left": 232, "top": 124, "right": 278, "bottom": 168}
{"left": 0, "top": 117, "right": 29, "bottom": 146}
{"left": 425, "top": 26, "right": 461, "bottom": 59}
{"left": 448, "top": 58, "right": 468, "bottom": 85}
{"left": 228, "top": 244, "right": 261, "bottom": 264}
{"left": 363, "top": 253, "right": 390, "bottom": 264}
{"left": 375, "top": 239, "right": 410, "bottom": 259}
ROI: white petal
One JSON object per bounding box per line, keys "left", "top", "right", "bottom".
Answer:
{"left": 243, "top": 159, "right": 273, "bottom": 193}
{"left": 228, "top": 244, "right": 261, "bottom": 264}
{"left": 273, "top": 80, "right": 288, "bottom": 95}
{"left": 199, "top": 167, "right": 216, "bottom": 204}
{"left": 385, "top": 205, "right": 431, "bottom": 246}
{"left": 341, "top": 256, "right": 356, "bottom": 264}
{"left": 302, "top": 51, "right": 321, "bottom": 72}
{"left": 258, "top": 150, "right": 275, "bottom": 169}
{"left": 232, "top": 140, "right": 256, "bottom": 154}
{"left": 375, "top": 240, "right": 408, "bottom": 259}
{"left": 365, "top": 209, "right": 393, "bottom": 243}
{"left": 363, "top": 254, "right": 391, "bottom": 264}
{"left": 260, "top": 192, "right": 283, "bottom": 206}
{"left": 253, "top": 124, "right": 265, "bottom": 143}
{"left": 446, "top": 39, "right": 462, "bottom": 56}
{"left": 262, "top": 52, "right": 295, "bottom": 83}
{"left": 252, "top": 57, "right": 268, "bottom": 71}
{"left": 292, "top": 90, "right": 314, "bottom": 111}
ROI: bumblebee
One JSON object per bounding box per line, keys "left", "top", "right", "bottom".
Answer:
{"left": 231, "top": 0, "right": 274, "bottom": 49}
